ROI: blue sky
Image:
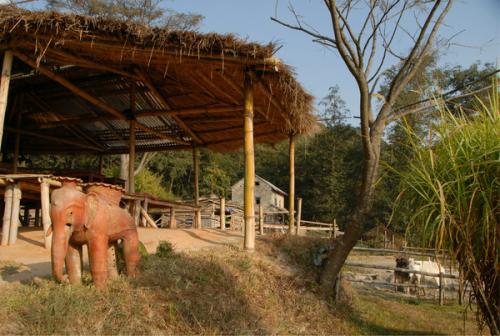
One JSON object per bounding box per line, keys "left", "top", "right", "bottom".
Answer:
{"left": 166, "top": 0, "right": 499, "bottom": 117}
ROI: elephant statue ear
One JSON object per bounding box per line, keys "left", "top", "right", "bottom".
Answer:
{"left": 84, "top": 192, "right": 99, "bottom": 229}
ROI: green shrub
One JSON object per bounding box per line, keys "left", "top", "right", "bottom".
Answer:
{"left": 155, "top": 240, "right": 174, "bottom": 258}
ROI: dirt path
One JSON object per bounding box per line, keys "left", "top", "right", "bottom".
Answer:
{"left": 0, "top": 227, "right": 243, "bottom": 284}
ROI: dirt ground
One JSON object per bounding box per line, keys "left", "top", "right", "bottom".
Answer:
{"left": 0, "top": 227, "right": 243, "bottom": 283}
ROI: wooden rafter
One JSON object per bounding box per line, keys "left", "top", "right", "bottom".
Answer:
{"left": 135, "top": 69, "right": 204, "bottom": 144}
{"left": 13, "top": 51, "right": 188, "bottom": 146}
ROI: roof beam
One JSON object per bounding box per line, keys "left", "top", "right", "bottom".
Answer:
{"left": 13, "top": 51, "right": 188, "bottom": 146}
{"left": 135, "top": 69, "right": 204, "bottom": 144}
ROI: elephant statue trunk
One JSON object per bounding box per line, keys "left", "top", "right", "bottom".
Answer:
{"left": 51, "top": 224, "right": 72, "bottom": 283}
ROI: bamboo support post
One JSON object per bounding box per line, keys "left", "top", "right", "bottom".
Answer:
{"left": 288, "top": 134, "right": 295, "bottom": 234}
{"left": 211, "top": 202, "right": 215, "bottom": 227}
{"left": 193, "top": 147, "right": 201, "bottom": 229}
{"left": 1, "top": 184, "right": 13, "bottom": 246}
{"left": 333, "top": 218, "right": 337, "bottom": 238}
{"left": 243, "top": 72, "right": 255, "bottom": 250}
{"left": 23, "top": 207, "right": 30, "bottom": 227}
{"left": 296, "top": 197, "right": 302, "bottom": 235}
{"left": 169, "top": 207, "right": 176, "bottom": 229}
{"left": 259, "top": 203, "right": 264, "bottom": 235}
{"left": 8, "top": 183, "right": 21, "bottom": 245}
{"left": 128, "top": 120, "right": 136, "bottom": 194}
{"left": 220, "top": 197, "right": 225, "bottom": 230}
{"left": 98, "top": 155, "right": 104, "bottom": 174}
{"left": 41, "top": 181, "right": 52, "bottom": 249}
{"left": 0, "top": 50, "right": 13, "bottom": 153}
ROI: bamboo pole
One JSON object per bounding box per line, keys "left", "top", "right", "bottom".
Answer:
{"left": 243, "top": 72, "right": 255, "bottom": 251}
{"left": 0, "top": 50, "right": 13, "bottom": 153}
{"left": 35, "top": 207, "right": 40, "bottom": 227}
{"left": 128, "top": 120, "right": 136, "bottom": 194}
{"left": 1, "top": 184, "right": 13, "bottom": 246}
{"left": 98, "top": 155, "right": 103, "bottom": 175}
{"left": 8, "top": 183, "right": 21, "bottom": 245}
{"left": 193, "top": 147, "right": 201, "bottom": 229}
{"left": 220, "top": 197, "right": 226, "bottom": 230}
{"left": 296, "top": 197, "right": 302, "bottom": 236}
{"left": 288, "top": 134, "right": 295, "bottom": 235}
{"left": 169, "top": 208, "right": 176, "bottom": 229}
{"left": 259, "top": 203, "right": 264, "bottom": 235}
{"left": 40, "top": 181, "right": 52, "bottom": 249}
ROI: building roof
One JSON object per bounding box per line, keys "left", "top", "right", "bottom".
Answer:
{"left": 0, "top": 7, "right": 317, "bottom": 154}
{"left": 233, "top": 175, "right": 287, "bottom": 196}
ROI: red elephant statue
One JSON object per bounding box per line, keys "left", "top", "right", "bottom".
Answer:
{"left": 49, "top": 178, "right": 140, "bottom": 288}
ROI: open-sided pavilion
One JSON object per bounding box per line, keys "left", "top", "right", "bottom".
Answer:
{"left": 0, "top": 7, "right": 315, "bottom": 250}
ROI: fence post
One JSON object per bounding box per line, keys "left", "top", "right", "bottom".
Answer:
{"left": 296, "top": 197, "right": 302, "bottom": 235}
{"left": 220, "top": 197, "right": 226, "bottom": 231}
{"left": 439, "top": 271, "right": 444, "bottom": 305}
{"left": 334, "top": 270, "right": 342, "bottom": 303}
{"left": 259, "top": 204, "right": 264, "bottom": 235}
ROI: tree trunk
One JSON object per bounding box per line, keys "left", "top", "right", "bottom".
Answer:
{"left": 320, "top": 110, "right": 383, "bottom": 299}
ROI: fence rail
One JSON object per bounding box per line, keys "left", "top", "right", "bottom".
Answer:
{"left": 337, "top": 248, "right": 465, "bottom": 306}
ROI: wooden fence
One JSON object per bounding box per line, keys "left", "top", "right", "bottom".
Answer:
{"left": 337, "top": 246, "right": 467, "bottom": 305}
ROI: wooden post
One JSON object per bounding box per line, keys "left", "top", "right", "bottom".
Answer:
{"left": 98, "top": 155, "right": 104, "bottom": 175}
{"left": 392, "top": 234, "right": 395, "bottom": 249}
{"left": 8, "top": 183, "right": 21, "bottom": 245}
{"left": 259, "top": 203, "right": 264, "bottom": 235}
{"left": 334, "top": 270, "right": 342, "bottom": 303}
{"left": 384, "top": 229, "right": 387, "bottom": 248}
{"left": 1, "top": 184, "right": 13, "bottom": 246}
{"left": 34, "top": 207, "right": 40, "bottom": 227}
{"left": 12, "top": 112, "right": 21, "bottom": 173}
{"left": 220, "top": 197, "right": 226, "bottom": 230}
{"left": 211, "top": 202, "right": 216, "bottom": 227}
{"left": 169, "top": 207, "right": 176, "bottom": 229}
{"left": 193, "top": 147, "right": 201, "bottom": 229}
{"left": 134, "top": 199, "right": 141, "bottom": 227}
{"left": 128, "top": 120, "right": 136, "bottom": 194}
{"left": 296, "top": 197, "right": 302, "bottom": 235}
{"left": 141, "top": 198, "right": 149, "bottom": 227}
{"left": 439, "top": 271, "right": 444, "bottom": 305}
{"left": 0, "top": 50, "right": 13, "bottom": 153}
{"left": 288, "top": 134, "right": 295, "bottom": 235}
{"left": 333, "top": 218, "right": 337, "bottom": 238}
{"left": 23, "top": 207, "right": 30, "bottom": 227}
{"left": 40, "top": 180, "right": 52, "bottom": 249}
{"left": 243, "top": 72, "right": 255, "bottom": 251}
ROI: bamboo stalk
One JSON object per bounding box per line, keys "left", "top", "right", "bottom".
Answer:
{"left": 128, "top": 120, "right": 136, "bottom": 194}
{"left": 193, "top": 147, "right": 202, "bottom": 229}
{"left": 0, "top": 50, "right": 13, "bottom": 153}
{"left": 296, "top": 197, "right": 302, "bottom": 235}
{"left": 243, "top": 72, "right": 256, "bottom": 250}
{"left": 259, "top": 203, "right": 264, "bottom": 235}
{"left": 289, "top": 134, "right": 295, "bottom": 234}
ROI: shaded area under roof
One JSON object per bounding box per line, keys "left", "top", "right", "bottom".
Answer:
{"left": 0, "top": 7, "right": 316, "bottom": 155}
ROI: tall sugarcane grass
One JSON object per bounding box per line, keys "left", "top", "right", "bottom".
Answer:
{"left": 396, "top": 81, "right": 499, "bottom": 334}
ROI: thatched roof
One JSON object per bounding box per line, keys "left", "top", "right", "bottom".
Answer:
{"left": 0, "top": 7, "right": 316, "bottom": 154}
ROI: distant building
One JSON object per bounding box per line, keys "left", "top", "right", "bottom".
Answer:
{"left": 231, "top": 175, "right": 287, "bottom": 218}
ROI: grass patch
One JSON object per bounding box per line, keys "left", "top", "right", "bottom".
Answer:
{"left": 0, "top": 235, "right": 482, "bottom": 335}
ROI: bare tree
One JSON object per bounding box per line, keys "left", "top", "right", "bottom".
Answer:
{"left": 272, "top": 0, "right": 453, "bottom": 299}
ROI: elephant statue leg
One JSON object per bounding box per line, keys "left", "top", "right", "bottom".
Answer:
{"left": 65, "top": 243, "right": 83, "bottom": 285}
{"left": 88, "top": 236, "right": 109, "bottom": 288}
{"left": 121, "top": 229, "right": 140, "bottom": 277}
{"left": 107, "top": 243, "right": 119, "bottom": 279}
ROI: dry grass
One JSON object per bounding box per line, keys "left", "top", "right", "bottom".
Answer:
{"left": 0, "top": 236, "right": 482, "bottom": 335}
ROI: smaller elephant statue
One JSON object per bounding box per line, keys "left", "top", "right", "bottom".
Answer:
{"left": 49, "top": 179, "right": 140, "bottom": 288}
